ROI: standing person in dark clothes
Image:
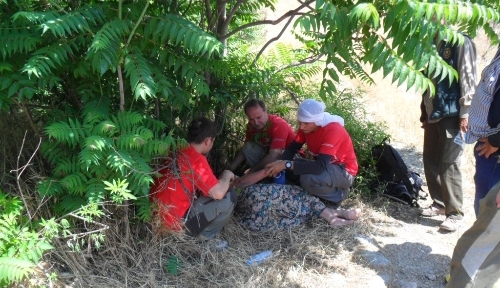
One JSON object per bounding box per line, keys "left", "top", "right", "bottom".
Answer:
{"left": 419, "top": 32, "right": 478, "bottom": 232}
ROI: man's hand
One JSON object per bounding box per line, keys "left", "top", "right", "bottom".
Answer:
{"left": 477, "top": 137, "right": 499, "bottom": 159}
{"left": 459, "top": 117, "right": 468, "bottom": 133}
{"left": 264, "top": 160, "right": 286, "bottom": 177}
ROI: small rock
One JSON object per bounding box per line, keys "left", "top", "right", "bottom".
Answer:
{"left": 425, "top": 274, "right": 437, "bottom": 281}
{"left": 362, "top": 251, "right": 389, "bottom": 267}
{"left": 368, "top": 275, "right": 388, "bottom": 287}
{"left": 354, "top": 234, "right": 378, "bottom": 251}
{"left": 327, "top": 272, "right": 346, "bottom": 284}
{"left": 394, "top": 280, "right": 418, "bottom": 288}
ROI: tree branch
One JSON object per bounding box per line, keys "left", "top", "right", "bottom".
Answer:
{"left": 181, "top": 0, "right": 193, "bottom": 16}
{"left": 203, "top": 0, "right": 212, "bottom": 30}
{"left": 223, "top": 0, "right": 247, "bottom": 29}
{"left": 125, "top": 0, "right": 150, "bottom": 49}
{"left": 273, "top": 53, "right": 324, "bottom": 75}
{"left": 220, "top": 0, "right": 313, "bottom": 41}
{"left": 10, "top": 131, "right": 42, "bottom": 220}
{"left": 298, "top": 0, "right": 315, "bottom": 10}
{"left": 14, "top": 98, "right": 41, "bottom": 138}
{"left": 283, "top": 85, "right": 301, "bottom": 106}
{"left": 252, "top": 15, "right": 296, "bottom": 66}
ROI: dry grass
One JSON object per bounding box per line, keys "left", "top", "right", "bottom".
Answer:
{"left": 38, "top": 198, "right": 377, "bottom": 288}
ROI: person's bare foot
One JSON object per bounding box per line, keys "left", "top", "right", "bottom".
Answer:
{"left": 329, "top": 216, "right": 355, "bottom": 228}
{"left": 339, "top": 208, "right": 361, "bottom": 220}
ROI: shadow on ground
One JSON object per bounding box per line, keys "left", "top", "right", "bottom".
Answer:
{"left": 353, "top": 241, "right": 450, "bottom": 288}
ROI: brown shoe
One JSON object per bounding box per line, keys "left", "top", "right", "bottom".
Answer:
{"left": 440, "top": 217, "right": 462, "bottom": 232}
{"left": 420, "top": 203, "right": 445, "bottom": 217}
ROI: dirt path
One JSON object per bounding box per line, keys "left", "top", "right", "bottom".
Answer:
{"left": 344, "top": 141, "right": 476, "bottom": 287}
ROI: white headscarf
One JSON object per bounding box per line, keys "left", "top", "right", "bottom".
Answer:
{"left": 297, "top": 99, "right": 344, "bottom": 127}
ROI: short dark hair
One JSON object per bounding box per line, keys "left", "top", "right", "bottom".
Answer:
{"left": 186, "top": 117, "right": 218, "bottom": 144}
{"left": 244, "top": 99, "right": 266, "bottom": 115}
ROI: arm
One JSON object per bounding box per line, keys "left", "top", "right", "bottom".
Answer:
{"left": 247, "top": 148, "right": 282, "bottom": 173}
{"left": 420, "top": 93, "right": 428, "bottom": 125}
{"left": 231, "top": 169, "right": 268, "bottom": 190}
{"left": 208, "top": 170, "right": 234, "bottom": 200}
{"left": 477, "top": 137, "right": 499, "bottom": 159}
{"left": 265, "top": 154, "right": 331, "bottom": 176}
{"left": 479, "top": 71, "right": 500, "bottom": 156}
{"left": 229, "top": 149, "right": 246, "bottom": 171}
{"left": 488, "top": 131, "right": 500, "bottom": 149}
{"left": 279, "top": 140, "right": 303, "bottom": 160}
{"left": 457, "top": 36, "right": 478, "bottom": 120}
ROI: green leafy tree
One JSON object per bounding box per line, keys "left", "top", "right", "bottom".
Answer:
{"left": 295, "top": 0, "right": 499, "bottom": 97}
{"left": 0, "top": 0, "right": 499, "bottom": 244}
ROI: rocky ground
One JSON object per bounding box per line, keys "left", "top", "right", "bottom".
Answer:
{"left": 346, "top": 141, "right": 476, "bottom": 288}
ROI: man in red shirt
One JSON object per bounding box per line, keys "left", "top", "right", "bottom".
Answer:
{"left": 265, "top": 99, "right": 358, "bottom": 206}
{"left": 150, "top": 117, "right": 236, "bottom": 238}
{"left": 229, "top": 99, "right": 295, "bottom": 174}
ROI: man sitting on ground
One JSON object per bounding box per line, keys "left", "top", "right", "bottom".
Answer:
{"left": 150, "top": 117, "right": 235, "bottom": 238}
{"left": 229, "top": 99, "right": 295, "bottom": 174}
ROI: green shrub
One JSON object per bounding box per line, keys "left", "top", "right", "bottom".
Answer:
{"left": 0, "top": 190, "right": 53, "bottom": 286}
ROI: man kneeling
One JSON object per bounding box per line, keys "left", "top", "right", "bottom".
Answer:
{"left": 150, "top": 117, "right": 235, "bottom": 238}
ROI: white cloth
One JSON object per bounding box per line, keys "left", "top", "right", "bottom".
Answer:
{"left": 297, "top": 99, "right": 344, "bottom": 127}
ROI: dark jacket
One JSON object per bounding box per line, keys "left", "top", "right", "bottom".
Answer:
{"left": 487, "top": 79, "right": 500, "bottom": 148}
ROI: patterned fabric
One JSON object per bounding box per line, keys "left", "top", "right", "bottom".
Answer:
{"left": 234, "top": 183, "right": 326, "bottom": 232}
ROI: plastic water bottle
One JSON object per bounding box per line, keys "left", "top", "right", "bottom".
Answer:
{"left": 274, "top": 170, "right": 285, "bottom": 184}
{"left": 454, "top": 132, "right": 466, "bottom": 145}
{"left": 246, "top": 250, "right": 273, "bottom": 266}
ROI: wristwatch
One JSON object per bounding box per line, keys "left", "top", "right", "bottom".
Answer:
{"left": 285, "top": 161, "right": 292, "bottom": 169}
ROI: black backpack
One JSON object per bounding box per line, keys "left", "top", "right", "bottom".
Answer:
{"left": 371, "top": 140, "right": 424, "bottom": 207}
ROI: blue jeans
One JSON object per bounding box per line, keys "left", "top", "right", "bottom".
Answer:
{"left": 474, "top": 142, "right": 500, "bottom": 216}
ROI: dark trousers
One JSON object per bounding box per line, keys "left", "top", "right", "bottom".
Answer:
{"left": 184, "top": 188, "right": 236, "bottom": 238}
{"left": 473, "top": 142, "right": 500, "bottom": 216}
{"left": 423, "top": 117, "right": 464, "bottom": 218}
{"left": 288, "top": 158, "right": 354, "bottom": 204}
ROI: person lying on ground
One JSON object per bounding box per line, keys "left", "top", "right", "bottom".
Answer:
{"left": 231, "top": 169, "right": 361, "bottom": 232}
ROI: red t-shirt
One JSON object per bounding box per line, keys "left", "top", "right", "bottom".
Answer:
{"left": 295, "top": 122, "right": 358, "bottom": 176}
{"left": 245, "top": 114, "right": 295, "bottom": 149}
{"left": 150, "top": 145, "right": 219, "bottom": 229}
